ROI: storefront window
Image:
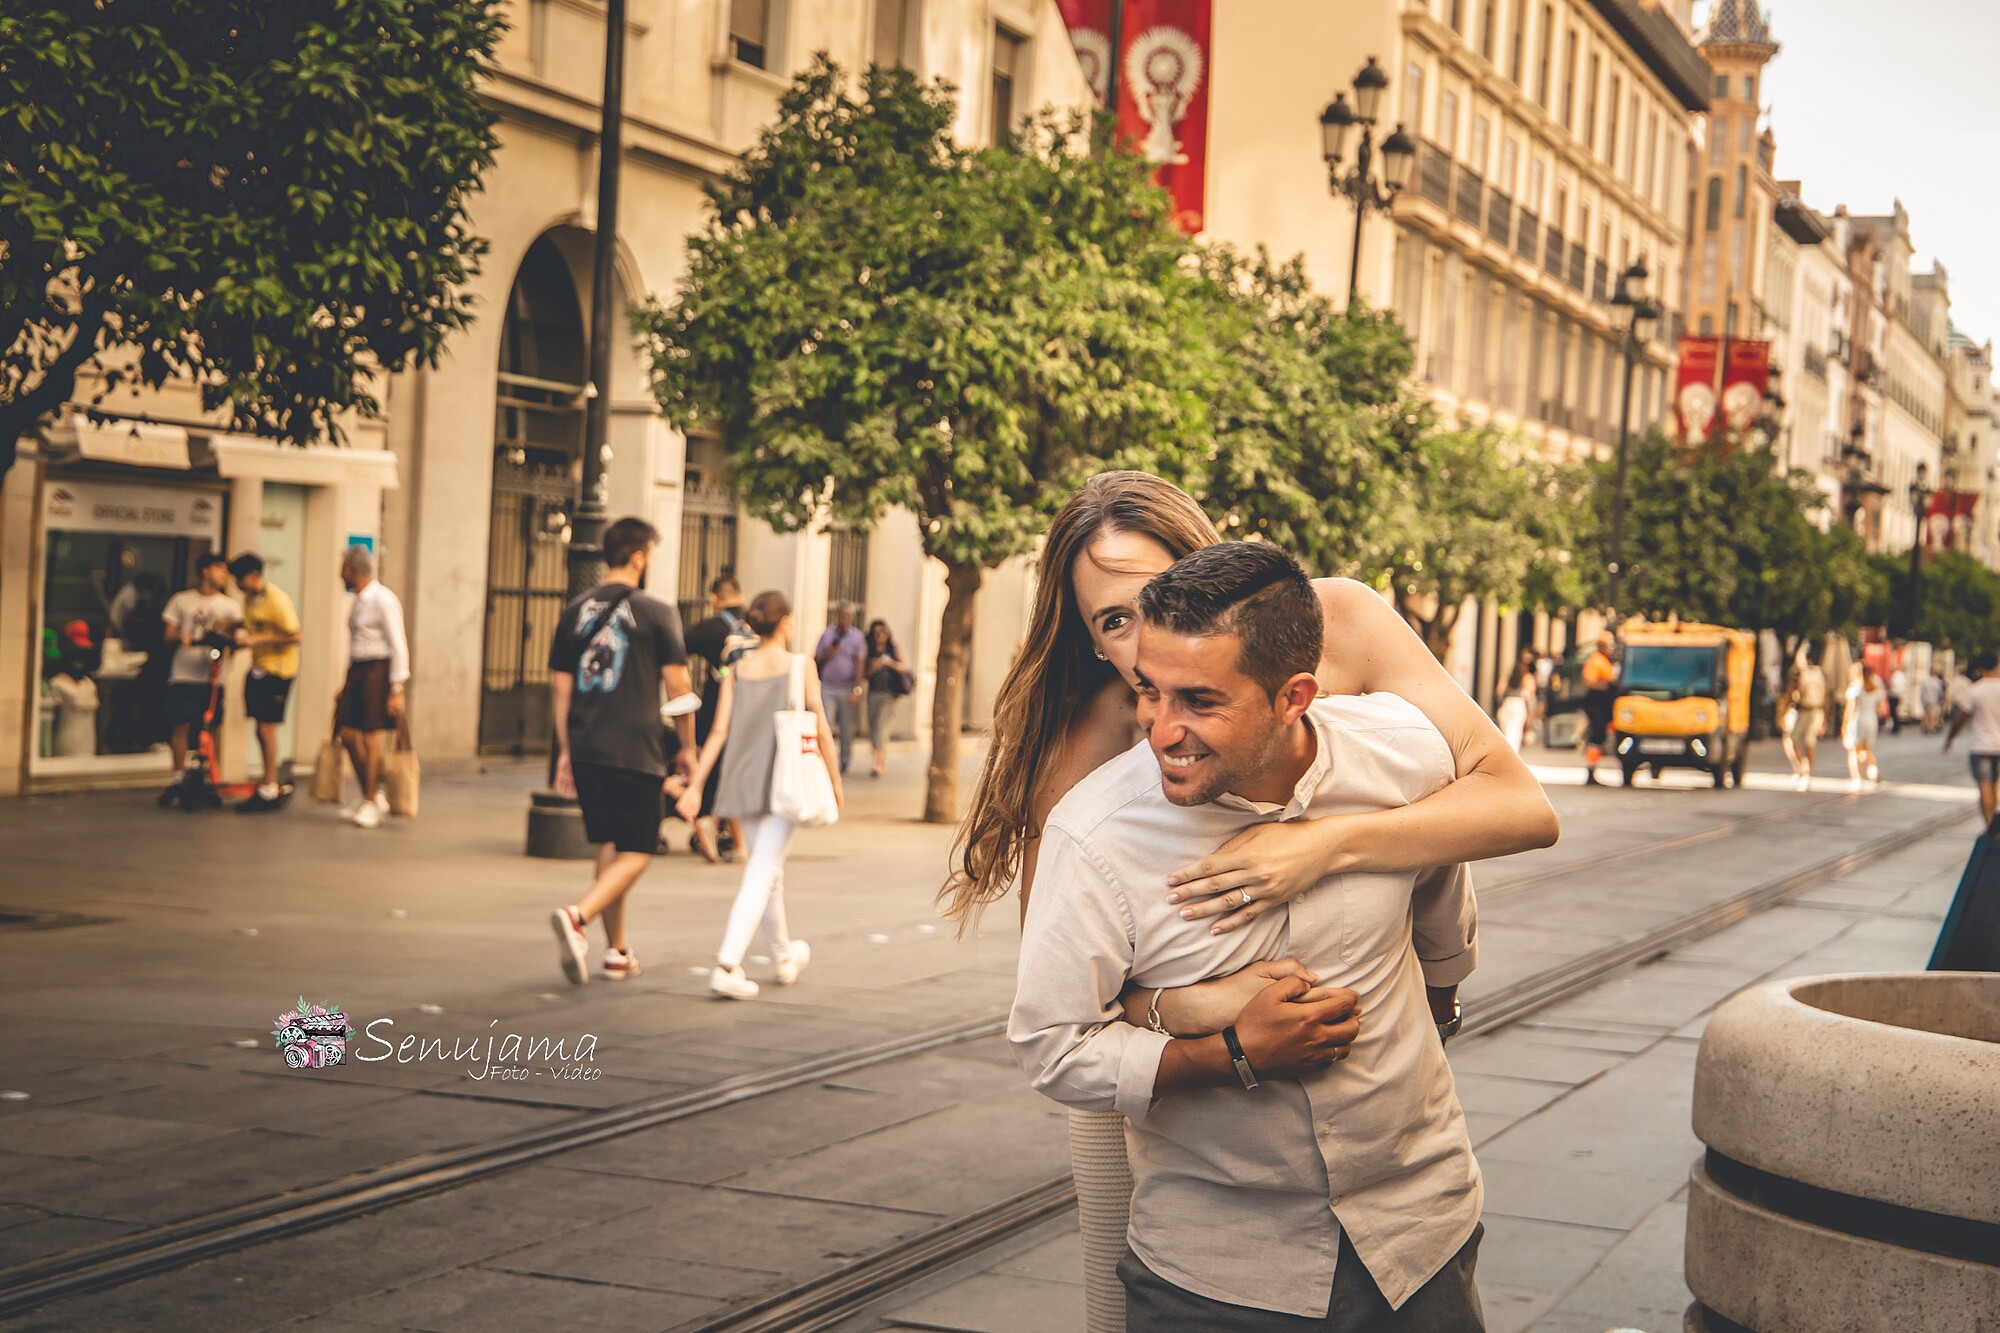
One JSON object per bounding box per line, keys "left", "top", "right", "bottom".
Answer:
{"left": 35, "top": 479, "right": 224, "bottom": 772}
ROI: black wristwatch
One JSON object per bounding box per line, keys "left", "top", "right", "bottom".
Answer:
{"left": 1436, "top": 999, "right": 1464, "bottom": 1044}
{"left": 1221, "top": 1025, "right": 1260, "bottom": 1090}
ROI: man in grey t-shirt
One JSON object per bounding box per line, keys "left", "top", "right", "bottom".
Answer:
{"left": 158, "top": 554, "right": 239, "bottom": 804}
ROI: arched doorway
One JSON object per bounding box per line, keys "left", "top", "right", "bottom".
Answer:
{"left": 480, "top": 235, "right": 586, "bottom": 754}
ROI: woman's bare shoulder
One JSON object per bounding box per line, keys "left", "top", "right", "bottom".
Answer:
{"left": 1028, "top": 678, "right": 1137, "bottom": 834}
{"left": 1312, "top": 578, "right": 1405, "bottom": 693}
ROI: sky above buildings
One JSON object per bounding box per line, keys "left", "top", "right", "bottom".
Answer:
{"left": 1727, "top": 0, "right": 2000, "bottom": 344}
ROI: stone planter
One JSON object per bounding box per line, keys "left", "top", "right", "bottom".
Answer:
{"left": 1684, "top": 972, "right": 2000, "bottom": 1332}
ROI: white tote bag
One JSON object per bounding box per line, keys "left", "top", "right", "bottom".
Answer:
{"left": 769, "top": 655, "right": 840, "bottom": 828}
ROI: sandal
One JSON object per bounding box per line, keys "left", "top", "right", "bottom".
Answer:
{"left": 691, "top": 817, "right": 721, "bottom": 864}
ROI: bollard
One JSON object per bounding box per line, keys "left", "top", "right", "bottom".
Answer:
{"left": 1684, "top": 972, "right": 2000, "bottom": 1332}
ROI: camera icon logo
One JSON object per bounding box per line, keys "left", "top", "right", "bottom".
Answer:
{"left": 273, "top": 998, "right": 357, "bottom": 1069}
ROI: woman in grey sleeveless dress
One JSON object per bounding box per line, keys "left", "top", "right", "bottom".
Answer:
{"left": 679, "top": 590, "right": 843, "bottom": 999}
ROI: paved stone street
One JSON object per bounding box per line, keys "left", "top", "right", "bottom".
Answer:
{"left": 0, "top": 729, "right": 1980, "bottom": 1331}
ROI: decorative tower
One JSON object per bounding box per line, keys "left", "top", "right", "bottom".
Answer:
{"left": 1684, "top": 0, "right": 1779, "bottom": 339}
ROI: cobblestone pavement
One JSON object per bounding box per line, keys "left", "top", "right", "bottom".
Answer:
{"left": 0, "top": 728, "right": 1979, "bottom": 1331}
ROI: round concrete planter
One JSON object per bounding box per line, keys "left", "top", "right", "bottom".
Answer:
{"left": 1685, "top": 972, "right": 2000, "bottom": 1332}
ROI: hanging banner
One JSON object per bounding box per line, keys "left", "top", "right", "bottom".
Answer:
{"left": 1675, "top": 336, "right": 1721, "bottom": 446}
{"left": 1718, "top": 339, "right": 1772, "bottom": 436}
{"left": 1924, "top": 490, "right": 1979, "bottom": 551}
{"left": 1057, "top": 0, "right": 1213, "bottom": 233}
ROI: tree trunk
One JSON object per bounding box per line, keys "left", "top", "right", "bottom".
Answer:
{"left": 923, "top": 561, "right": 983, "bottom": 824}
{"left": 1420, "top": 603, "right": 1459, "bottom": 662}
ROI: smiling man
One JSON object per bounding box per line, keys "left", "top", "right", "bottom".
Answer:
{"left": 1009, "top": 541, "right": 1486, "bottom": 1331}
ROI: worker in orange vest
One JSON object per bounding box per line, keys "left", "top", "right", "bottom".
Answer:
{"left": 1581, "top": 632, "right": 1620, "bottom": 786}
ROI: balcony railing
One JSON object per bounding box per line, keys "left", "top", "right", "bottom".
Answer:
{"left": 1425, "top": 349, "right": 1455, "bottom": 386}
{"left": 1486, "top": 191, "right": 1513, "bottom": 246}
{"left": 1541, "top": 399, "right": 1576, "bottom": 432}
{"left": 1804, "top": 345, "right": 1828, "bottom": 380}
{"left": 1454, "top": 165, "right": 1484, "bottom": 226}
{"left": 1567, "top": 242, "right": 1587, "bottom": 291}
{"left": 1515, "top": 210, "right": 1539, "bottom": 261}
{"left": 1591, "top": 259, "right": 1609, "bottom": 304}
{"left": 1419, "top": 140, "right": 1452, "bottom": 207}
{"left": 1544, "top": 226, "right": 1565, "bottom": 276}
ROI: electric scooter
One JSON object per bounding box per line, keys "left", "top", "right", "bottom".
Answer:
{"left": 172, "top": 632, "right": 236, "bottom": 811}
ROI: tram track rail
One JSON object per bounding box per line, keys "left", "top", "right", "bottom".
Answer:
{"left": 0, "top": 800, "right": 1970, "bottom": 1322}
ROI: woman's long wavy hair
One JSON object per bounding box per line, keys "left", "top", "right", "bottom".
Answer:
{"left": 940, "top": 472, "right": 1222, "bottom": 929}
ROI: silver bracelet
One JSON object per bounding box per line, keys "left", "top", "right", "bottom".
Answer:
{"left": 1145, "top": 987, "right": 1170, "bottom": 1037}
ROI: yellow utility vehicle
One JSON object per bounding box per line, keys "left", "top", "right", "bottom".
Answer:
{"left": 1612, "top": 620, "right": 1756, "bottom": 789}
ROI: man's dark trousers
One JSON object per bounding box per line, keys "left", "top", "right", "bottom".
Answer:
{"left": 1118, "top": 1224, "right": 1485, "bottom": 1332}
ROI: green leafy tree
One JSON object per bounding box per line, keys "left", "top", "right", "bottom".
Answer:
{"left": 1873, "top": 550, "right": 2000, "bottom": 652}
{"left": 1192, "top": 255, "right": 1412, "bottom": 577}
{"left": 636, "top": 60, "right": 1221, "bottom": 821}
{"left": 1365, "top": 422, "right": 1585, "bottom": 657}
{"left": 0, "top": 0, "right": 502, "bottom": 476}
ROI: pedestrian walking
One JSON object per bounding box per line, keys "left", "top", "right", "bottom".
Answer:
{"left": 1841, "top": 662, "right": 1885, "bottom": 792}
{"left": 1944, "top": 650, "right": 2000, "bottom": 827}
{"left": 685, "top": 575, "right": 758, "bottom": 862}
{"left": 1921, "top": 670, "right": 1946, "bottom": 734}
{"left": 944, "top": 471, "right": 1555, "bottom": 1333}
{"left": 862, "top": 619, "right": 912, "bottom": 778}
{"left": 1781, "top": 644, "right": 1829, "bottom": 790}
{"left": 158, "top": 554, "right": 239, "bottom": 807}
{"left": 1581, "top": 631, "right": 1619, "bottom": 785}
{"left": 1496, "top": 648, "right": 1538, "bottom": 753}
{"left": 546, "top": 518, "right": 697, "bottom": 985}
{"left": 1888, "top": 663, "right": 1909, "bottom": 734}
{"left": 813, "top": 601, "right": 867, "bottom": 775}
{"left": 679, "top": 589, "right": 841, "bottom": 1000}
{"left": 1011, "top": 543, "right": 1487, "bottom": 1330}
{"left": 228, "top": 554, "right": 301, "bottom": 813}
{"left": 335, "top": 546, "right": 408, "bottom": 829}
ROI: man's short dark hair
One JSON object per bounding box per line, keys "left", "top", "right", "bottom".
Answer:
{"left": 197, "top": 553, "right": 229, "bottom": 572}
{"left": 227, "top": 553, "right": 264, "bottom": 578}
{"left": 710, "top": 574, "right": 741, "bottom": 598}
{"left": 1974, "top": 650, "right": 1998, "bottom": 676}
{"left": 603, "top": 517, "right": 659, "bottom": 570}
{"left": 1137, "top": 543, "right": 1322, "bottom": 698}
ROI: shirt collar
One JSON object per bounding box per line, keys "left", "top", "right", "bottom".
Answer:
{"left": 1211, "top": 707, "right": 1330, "bottom": 821}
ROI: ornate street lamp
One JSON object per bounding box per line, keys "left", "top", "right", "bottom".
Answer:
{"left": 1604, "top": 259, "right": 1662, "bottom": 623}
{"left": 1840, "top": 420, "right": 1873, "bottom": 533}
{"left": 1320, "top": 57, "right": 1417, "bottom": 303}
{"left": 1908, "top": 461, "right": 1931, "bottom": 640}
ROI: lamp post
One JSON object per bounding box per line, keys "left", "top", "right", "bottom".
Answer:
{"left": 1604, "top": 259, "right": 1662, "bottom": 624}
{"left": 1840, "top": 420, "right": 1873, "bottom": 535}
{"left": 1319, "top": 57, "right": 1417, "bottom": 303}
{"left": 1908, "top": 461, "right": 1931, "bottom": 640}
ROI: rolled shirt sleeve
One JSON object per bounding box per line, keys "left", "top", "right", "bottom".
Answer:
{"left": 1008, "top": 823, "right": 1171, "bottom": 1129}
{"left": 1411, "top": 862, "right": 1478, "bottom": 987}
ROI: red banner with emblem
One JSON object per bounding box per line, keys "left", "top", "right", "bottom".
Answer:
{"left": 1924, "top": 489, "right": 1980, "bottom": 551}
{"left": 1056, "top": 0, "right": 1212, "bottom": 233}
{"left": 1674, "top": 335, "right": 1721, "bottom": 446}
{"left": 1718, "top": 339, "right": 1772, "bottom": 438}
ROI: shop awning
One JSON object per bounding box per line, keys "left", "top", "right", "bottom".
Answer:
{"left": 49, "top": 414, "right": 192, "bottom": 469}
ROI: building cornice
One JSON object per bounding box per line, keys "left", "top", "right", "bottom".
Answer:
{"left": 1588, "top": 0, "right": 1712, "bottom": 112}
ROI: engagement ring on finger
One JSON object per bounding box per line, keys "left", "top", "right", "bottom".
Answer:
{"left": 1238, "top": 888, "right": 1253, "bottom": 908}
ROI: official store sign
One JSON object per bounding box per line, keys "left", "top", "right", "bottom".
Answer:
{"left": 43, "top": 477, "right": 224, "bottom": 540}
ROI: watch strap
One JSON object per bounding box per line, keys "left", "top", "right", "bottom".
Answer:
{"left": 1221, "top": 1025, "right": 1259, "bottom": 1090}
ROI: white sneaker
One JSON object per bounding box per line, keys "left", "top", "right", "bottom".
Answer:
{"left": 550, "top": 907, "right": 589, "bottom": 986}
{"left": 1850, "top": 778, "right": 1863, "bottom": 793}
{"left": 373, "top": 789, "right": 390, "bottom": 814}
{"left": 340, "top": 798, "right": 366, "bottom": 822}
{"left": 352, "top": 801, "right": 383, "bottom": 830}
{"left": 774, "top": 940, "right": 811, "bottom": 986}
{"left": 709, "top": 965, "right": 759, "bottom": 1000}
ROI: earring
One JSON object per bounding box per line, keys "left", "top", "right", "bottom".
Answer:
{"left": 1094, "top": 649, "right": 1108, "bottom": 661}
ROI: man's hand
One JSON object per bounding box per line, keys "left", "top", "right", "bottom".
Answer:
{"left": 851, "top": 685, "right": 864, "bottom": 703}
{"left": 1232, "top": 977, "right": 1360, "bottom": 1081}
{"left": 554, "top": 751, "right": 576, "bottom": 799}
{"left": 1426, "top": 984, "right": 1460, "bottom": 1026}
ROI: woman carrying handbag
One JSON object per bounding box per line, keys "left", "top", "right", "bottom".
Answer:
{"left": 679, "top": 590, "right": 843, "bottom": 1000}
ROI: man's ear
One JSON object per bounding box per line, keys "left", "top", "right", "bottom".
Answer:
{"left": 1274, "top": 671, "right": 1319, "bottom": 724}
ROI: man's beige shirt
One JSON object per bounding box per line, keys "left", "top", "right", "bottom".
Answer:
{"left": 1009, "top": 693, "right": 1482, "bottom": 1316}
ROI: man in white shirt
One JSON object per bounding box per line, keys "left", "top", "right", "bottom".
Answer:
{"left": 157, "top": 554, "right": 241, "bottom": 806}
{"left": 1010, "top": 543, "right": 1484, "bottom": 1331}
{"left": 1945, "top": 650, "right": 2000, "bottom": 826}
{"left": 337, "top": 545, "right": 410, "bottom": 829}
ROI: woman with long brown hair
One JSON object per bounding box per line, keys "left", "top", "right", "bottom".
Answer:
{"left": 942, "top": 471, "right": 1558, "bottom": 1333}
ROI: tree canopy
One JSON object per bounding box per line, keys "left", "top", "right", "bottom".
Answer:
{"left": 0, "top": 0, "right": 502, "bottom": 475}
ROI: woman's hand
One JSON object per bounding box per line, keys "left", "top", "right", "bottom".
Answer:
{"left": 674, "top": 785, "right": 703, "bottom": 822}
{"left": 1121, "top": 958, "right": 1317, "bottom": 1037}
{"left": 1166, "top": 819, "right": 1349, "bottom": 934}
